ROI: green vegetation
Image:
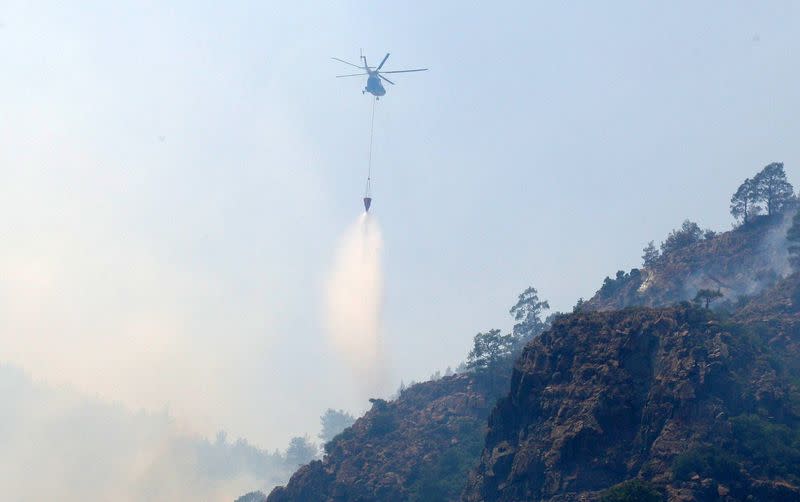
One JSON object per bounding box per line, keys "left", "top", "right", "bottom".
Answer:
{"left": 661, "top": 220, "right": 704, "bottom": 255}
{"left": 671, "top": 446, "right": 740, "bottom": 482}
{"left": 730, "top": 414, "right": 800, "bottom": 483}
{"left": 366, "top": 398, "right": 398, "bottom": 436}
{"left": 319, "top": 408, "right": 356, "bottom": 444}
{"left": 642, "top": 241, "right": 659, "bottom": 267}
{"left": 599, "top": 479, "right": 662, "bottom": 502}
{"left": 463, "top": 286, "right": 551, "bottom": 395}
{"left": 465, "top": 329, "right": 516, "bottom": 394}
{"left": 730, "top": 177, "right": 760, "bottom": 224}
{"left": 599, "top": 269, "right": 641, "bottom": 298}
{"left": 408, "top": 419, "right": 485, "bottom": 502}
{"left": 693, "top": 288, "right": 723, "bottom": 309}
{"left": 754, "top": 162, "right": 795, "bottom": 216}
{"left": 234, "top": 492, "right": 266, "bottom": 502}
{"left": 509, "top": 287, "right": 550, "bottom": 340}
{"left": 672, "top": 414, "right": 800, "bottom": 486}
{"left": 731, "top": 162, "right": 795, "bottom": 223}
{"left": 284, "top": 435, "right": 318, "bottom": 468}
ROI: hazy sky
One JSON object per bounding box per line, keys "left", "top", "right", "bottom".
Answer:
{"left": 2, "top": 2, "right": 799, "bottom": 449}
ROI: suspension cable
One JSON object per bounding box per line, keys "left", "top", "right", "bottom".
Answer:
{"left": 366, "top": 98, "right": 376, "bottom": 196}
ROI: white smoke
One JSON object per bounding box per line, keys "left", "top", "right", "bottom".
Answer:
{"left": 0, "top": 364, "right": 288, "bottom": 502}
{"left": 324, "top": 213, "right": 386, "bottom": 390}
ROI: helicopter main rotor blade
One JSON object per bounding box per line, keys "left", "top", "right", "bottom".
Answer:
{"left": 332, "top": 57, "right": 367, "bottom": 70}
{"left": 336, "top": 73, "right": 369, "bottom": 78}
{"left": 380, "top": 68, "right": 428, "bottom": 74}
{"left": 376, "top": 53, "right": 390, "bottom": 70}
{"left": 379, "top": 74, "right": 395, "bottom": 85}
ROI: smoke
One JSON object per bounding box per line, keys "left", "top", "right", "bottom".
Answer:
{"left": 0, "top": 364, "right": 290, "bottom": 502}
{"left": 324, "top": 213, "right": 386, "bottom": 389}
{"left": 759, "top": 211, "right": 793, "bottom": 278}
{"left": 681, "top": 213, "right": 794, "bottom": 303}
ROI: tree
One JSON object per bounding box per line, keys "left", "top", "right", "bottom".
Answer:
{"left": 787, "top": 210, "right": 800, "bottom": 270}
{"left": 694, "top": 288, "right": 723, "bottom": 309}
{"left": 642, "top": 241, "right": 659, "bottom": 268}
{"left": 730, "top": 177, "right": 760, "bottom": 224}
{"left": 214, "top": 430, "right": 228, "bottom": 446}
{"left": 600, "top": 270, "right": 638, "bottom": 297}
{"left": 661, "top": 220, "right": 703, "bottom": 255}
{"left": 285, "top": 436, "right": 317, "bottom": 468}
{"left": 753, "top": 162, "right": 794, "bottom": 215}
{"left": 465, "top": 329, "right": 516, "bottom": 393}
{"left": 235, "top": 492, "right": 267, "bottom": 502}
{"left": 509, "top": 287, "right": 550, "bottom": 343}
{"left": 318, "top": 409, "right": 356, "bottom": 444}
{"left": 466, "top": 329, "right": 514, "bottom": 373}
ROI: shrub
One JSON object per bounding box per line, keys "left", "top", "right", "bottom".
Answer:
{"left": 599, "top": 479, "right": 662, "bottom": 502}
{"left": 599, "top": 269, "right": 640, "bottom": 298}
{"left": 408, "top": 422, "right": 484, "bottom": 502}
{"left": 671, "top": 446, "right": 740, "bottom": 482}
{"left": 368, "top": 412, "right": 397, "bottom": 436}
{"left": 661, "top": 220, "right": 703, "bottom": 255}
{"left": 730, "top": 414, "right": 800, "bottom": 482}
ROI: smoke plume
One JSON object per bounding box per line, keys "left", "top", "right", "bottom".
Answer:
{"left": 324, "top": 213, "right": 385, "bottom": 389}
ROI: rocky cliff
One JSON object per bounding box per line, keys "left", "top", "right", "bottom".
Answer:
{"left": 267, "top": 374, "right": 491, "bottom": 502}
{"left": 263, "top": 211, "right": 800, "bottom": 502}
{"left": 464, "top": 304, "right": 800, "bottom": 501}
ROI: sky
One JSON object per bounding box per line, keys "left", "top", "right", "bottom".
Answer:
{"left": 1, "top": 1, "right": 799, "bottom": 451}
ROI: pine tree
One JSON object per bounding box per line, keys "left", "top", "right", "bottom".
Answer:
{"left": 730, "top": 177, "right": 759, "bottom": 224}
{"left": 509, "top": 287, "right": 550, "bottom": 343}
{"left": 465, "top": 329, "right": 515, "bottom": 394}
{"left": 753, "top": 162, "right": 794, "bottom": 215}
{"left": 642, "top": 241, "right": 659, "bottom": 267}
{"left": 319, "top": 409, "right": 356, "bottom": 444}
{"left": 285, "top": 436, "right": 317, "bottom": 467}
{"left": 693, "top": 289, "right": 723, "bottom": 309}
{"left": 661, "top": 220, "right": 703, "bottom": 255}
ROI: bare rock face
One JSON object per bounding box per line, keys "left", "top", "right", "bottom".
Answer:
{"left": 267, "top": 375, "right": 490, "bottom": 502}
{"left": 463, "top": 306, "right": 796, "bottom": 501}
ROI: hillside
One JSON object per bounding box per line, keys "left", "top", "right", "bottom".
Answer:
{"left": 463, "top": 305, "right": 800, "bottom": 501}
{"left": 261, "top": 205, "right": 800, "bottom": 502}
{"left": 585, "top": 215, "right": 790, "bottom": 312}
{"left": 267, "top": 375, "right": 491, "bottom": 502}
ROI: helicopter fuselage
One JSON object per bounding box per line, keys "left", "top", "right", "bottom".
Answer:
{"left": 364, "top": 73, "right": 385, "bottom": 97}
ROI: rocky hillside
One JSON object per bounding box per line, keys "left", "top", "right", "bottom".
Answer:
{"left": 267, "top": 374, "right": 491, "bottom": 502}
{"left": 262, "top": 208, "right": 800, "bottom": 502}
{"left": 463, "top": 304, "right": 800, "bottom": 501}
{"left": 585, "top": 215, "right": 790, "bottom": 311}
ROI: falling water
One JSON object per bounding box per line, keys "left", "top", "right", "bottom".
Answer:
{"left": 324, "top": 213, "right": 386, "bottom": 390}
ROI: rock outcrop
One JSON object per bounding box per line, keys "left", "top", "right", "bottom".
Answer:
{"left": 267, "top": 374, "right": 490, "bottom": 502}
{"left": 463, "top": 306, "right": 800, "bottom": 501}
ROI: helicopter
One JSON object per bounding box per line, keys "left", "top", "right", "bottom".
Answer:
{"left": 333, "top": 52, "right": 427, "bottom": 99}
